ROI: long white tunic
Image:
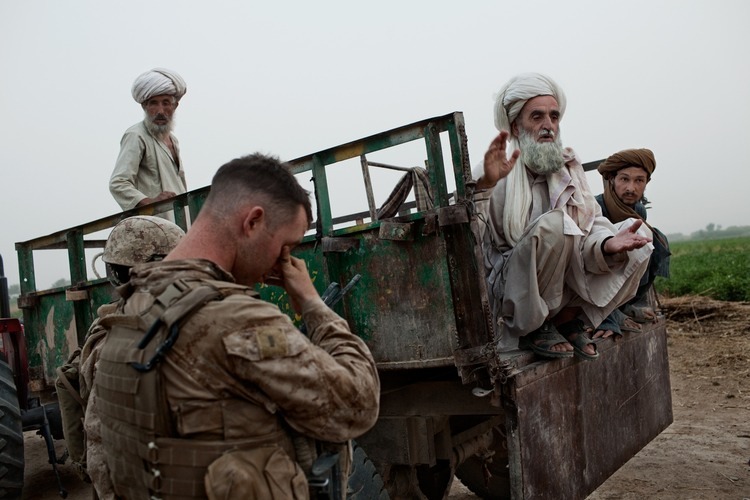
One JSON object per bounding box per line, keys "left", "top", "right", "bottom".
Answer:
{"left": 476, "top": 152, "right": 652, "bottom": 350}
{"left": 109, "top": 121, "right": 187, "bottom": 210}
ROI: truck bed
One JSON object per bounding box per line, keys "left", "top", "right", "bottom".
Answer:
{"left": 15, "top": 112, "right": 672, "bottom": 499}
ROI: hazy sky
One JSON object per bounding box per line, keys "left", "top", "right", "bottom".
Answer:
{"left": 1, "top": 0, "right": 748, "bottom": 288}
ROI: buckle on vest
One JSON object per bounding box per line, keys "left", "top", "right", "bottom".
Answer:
{"left": 150, "top": 467, "right": 163, "bottom": 494}
{"left": 147, "top": 441, "right": 160, "bottom": 464}
{"left": 131, "top": 282, "right": 223, "bottom": 372}
{"left": 131, "top": 321, "right": 181, "bottom": 372}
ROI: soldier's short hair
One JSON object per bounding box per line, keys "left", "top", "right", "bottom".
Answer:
{"left": 205, "top": 153, "right": 313, "bottom": 228}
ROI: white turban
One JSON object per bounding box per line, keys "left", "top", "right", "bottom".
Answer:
{"left": 493, "top": 72, "right": 566, "bottom": 132}
{"left": 489, "top": 74, "right": 572, "bottom": 247}
{"left": 131, "top": 68, "right": 187, "bottom": 104}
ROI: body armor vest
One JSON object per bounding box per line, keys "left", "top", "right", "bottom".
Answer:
{"left": 95, "top": 278, "right": 296, "bottom": 499}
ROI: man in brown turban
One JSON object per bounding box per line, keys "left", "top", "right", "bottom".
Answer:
{"left": 597, "top": 148, "right": 655, "bottom": 224}
{"left": 595, "top": 148, "right": 671, "bottom": 331}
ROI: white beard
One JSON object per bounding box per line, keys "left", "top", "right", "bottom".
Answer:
{"left": 144, "top": 113, "right": 175, "bottom": 138}
{"left": 518, "top": 128, "right": 565, "bottom": 175}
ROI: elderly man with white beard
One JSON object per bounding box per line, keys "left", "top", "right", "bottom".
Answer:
{"left": 110, "top": 68, "right": 188, "bottom": 213}
{"left": 474, "top": 73, "right": 653, "bottom": 360}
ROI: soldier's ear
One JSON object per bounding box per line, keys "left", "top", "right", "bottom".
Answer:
{"left": 243, "top": 206, "right": 265, "bottom": 235}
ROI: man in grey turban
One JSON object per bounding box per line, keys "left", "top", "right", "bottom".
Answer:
{"left": 109, "top": 68, "right": 188, "bottom": 213}
{"left": 474, "top": 73, "right": 653, "bottom": 360}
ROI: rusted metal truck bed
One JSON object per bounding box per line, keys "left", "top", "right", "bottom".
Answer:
{"left": 496, "top": 319, "right": 672, "bottom": 498}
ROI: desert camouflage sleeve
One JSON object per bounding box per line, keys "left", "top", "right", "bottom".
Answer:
{"left": 222, "top": 296, "right": 380, "bottom": 443}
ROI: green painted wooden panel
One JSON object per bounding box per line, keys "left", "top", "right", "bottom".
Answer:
{"left": 257, "top": 217, "right": 458, "bottom": 369}
{"left": 22, "top": 279, "right": 116, "bottom": 385}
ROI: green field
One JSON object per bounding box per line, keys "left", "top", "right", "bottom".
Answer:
{"left": 655, "top": 236, "right": 750, "bottom": 302}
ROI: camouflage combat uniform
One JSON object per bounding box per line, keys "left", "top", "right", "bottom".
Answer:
{"left": 92, "top": 259, "right": 380, "bottom": 499}
{"left": 80, "top": 302, "right": 120, "bottom": 500}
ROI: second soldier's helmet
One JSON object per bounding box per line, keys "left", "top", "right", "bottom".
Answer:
{"left": 103, "top": 216, "right": 185, "bottom": 285}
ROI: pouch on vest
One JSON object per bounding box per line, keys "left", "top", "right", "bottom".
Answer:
{"left": 204, "top": 446, "right": 308, "bottom": 500}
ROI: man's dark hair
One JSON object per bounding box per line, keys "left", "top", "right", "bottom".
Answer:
{"left": 205, "top": 153, "right": 313, "bottom": 227}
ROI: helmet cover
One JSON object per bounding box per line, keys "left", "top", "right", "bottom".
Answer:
{"left": 103, "top": 216, "right": 185, "bottom": 267}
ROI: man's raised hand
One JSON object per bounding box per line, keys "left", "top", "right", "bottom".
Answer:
{"left": 603, "top": 219, "right": 653, "bottom": 255}
{"left": 477, "top": 131, "right": 520, "bottom": 190}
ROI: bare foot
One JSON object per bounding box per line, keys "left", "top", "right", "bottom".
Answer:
{"left": 536, "top": 339, "right": 573, "bottom": 353}
{"left": 621, "top": 316, "right": 642, "bottom": 333}
{"left": 566, "top": 331, "right": 597, "bottom": 356}
{"left": 593, "top": 328, "right": 615, "bottom": 340}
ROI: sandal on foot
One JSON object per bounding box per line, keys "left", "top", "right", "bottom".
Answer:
{"left": 557, "top": 319, "right": 599, "bottom": 361}
{"left": 518, "top": 321, "right": 574, "bottom": 359}
{"left": 621, "top": 303, "right": 656, "bottom": 324}
{"left": 613, "top": 309, "right": 641, "bottom": 333}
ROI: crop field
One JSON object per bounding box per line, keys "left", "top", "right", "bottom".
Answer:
{"left": 655, "top": 236, "right": 750, "bottom": 302}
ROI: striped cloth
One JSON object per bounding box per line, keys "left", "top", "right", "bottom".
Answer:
{"left": 376, "top": 167, "right": 433, "bottom": 219}
{"left": 131, "top": 68, "right": 187, "bottom": 104}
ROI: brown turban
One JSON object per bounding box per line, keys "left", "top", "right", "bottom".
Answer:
{"left": 597, "top": 148, "right": 655, "bottom": 180}
{"left": 598, "top": 148, "right": 656, "bottom": 225}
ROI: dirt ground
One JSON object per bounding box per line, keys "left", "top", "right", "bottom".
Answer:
{"left": 22, "top": 295, "right": 750, "bottom": 499}
{"left": 587, "top": 295, "right": 750, "bottom": 500}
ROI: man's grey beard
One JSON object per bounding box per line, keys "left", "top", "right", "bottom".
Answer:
{"left": 517, "top": 128, "right": 565, "bottom": 175}
{"left": 144, "top": 113, "right": 175, "bottom": 138}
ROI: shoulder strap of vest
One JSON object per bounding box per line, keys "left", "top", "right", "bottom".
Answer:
{"left": 131, "top": 279, "right": 228, "bottom": 372}
{"left": 145, "top": 278, "right": 253, "bottom": 329}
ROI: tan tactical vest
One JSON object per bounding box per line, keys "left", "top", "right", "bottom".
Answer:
{"left": 95, "top": 278, "right": 299, "bottom": 499}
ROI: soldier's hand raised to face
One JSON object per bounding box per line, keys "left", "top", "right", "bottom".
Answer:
{"left": 276, "top": 246, "right": 321, "bottom": 314}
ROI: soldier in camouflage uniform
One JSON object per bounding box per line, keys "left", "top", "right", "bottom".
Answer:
{"left": 80, "top": 216, "right": 186, "bottom": 499}
{"left": 91, "top": 153, "right": 380, "bottom": 499}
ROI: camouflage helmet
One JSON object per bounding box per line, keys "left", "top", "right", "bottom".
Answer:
{"left": 103, "top": 216, "right": 185, "bottom": 267}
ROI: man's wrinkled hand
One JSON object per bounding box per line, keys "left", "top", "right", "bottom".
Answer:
{"left": 604, "top": 219, "right": 653, "bottom": 254}
{"left": 154, "top": 191, "right": 177, "bottom": 201}
{"left": 476, "top": 131, "right": 520, "bottom": 190}
{"left": 136, "top": 191, "right": 177, "bottom": 207}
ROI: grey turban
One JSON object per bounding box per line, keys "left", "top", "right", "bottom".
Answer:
{"left": 493, "top": 72, "right": 566, "bottom": 132}
{"left": 131, "top": 68, "right": 187, "bottom": 104}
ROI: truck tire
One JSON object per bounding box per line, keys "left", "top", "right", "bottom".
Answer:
{"left": 455, "top": 441, "right": 511, "bottom": 500}
{"left": 347, "top": 441, "right": 389, "bottom": 499}
{"left": 0, "top": 358, "right": 24, "bottom": 499}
